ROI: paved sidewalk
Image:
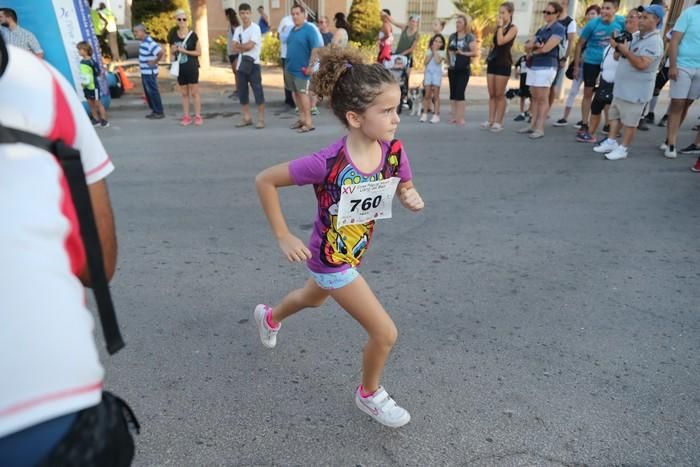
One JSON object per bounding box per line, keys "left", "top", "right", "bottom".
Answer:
{"left": 110, "top": 62, "right": 674, "bottom": 117}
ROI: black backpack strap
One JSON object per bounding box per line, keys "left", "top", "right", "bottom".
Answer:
{"left": 0, "top": 124, "right": 125, "bottom": 355}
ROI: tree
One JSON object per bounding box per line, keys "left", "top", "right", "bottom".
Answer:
{"left": 132, "top": 0, "right": 190, "bottom": 43}
{"left": 452, "top": 0, "right": 500, "bottom": 42}
{"left": 189, "top": 0, "right": 210, "bottom": 68}
{"left": 347, "top": 0, "right": 382, "bottom": 46}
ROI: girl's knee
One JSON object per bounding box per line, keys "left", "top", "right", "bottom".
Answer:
{"left": 371, "top": 321, "right": 398, "bottom": 348}
{"left": 306, "top": 294, "right": 327, "bottom": 308}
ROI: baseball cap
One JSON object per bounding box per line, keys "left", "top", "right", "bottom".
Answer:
{"left": 639, "top": 4, "right": 665, "bottom": 28}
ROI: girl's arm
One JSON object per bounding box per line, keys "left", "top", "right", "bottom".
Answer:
{"left": 462, "top": 38, "right": 479, "bottom": 58}
{"left": 496, "top": 24, "right": 518, "bottom": 46}
{"left": 398, "top": 181, "right": 424, "bottom": 212}
{"left": 255, "top": 163, "right": 312, "bottom": 262}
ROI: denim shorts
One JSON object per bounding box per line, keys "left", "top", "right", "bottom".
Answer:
{"left": 309, "top": 268, "right": 359, "bottom": 290}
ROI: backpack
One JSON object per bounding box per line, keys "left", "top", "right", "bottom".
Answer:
{"left": 0, "top": 123, "right": 125, "bottom": 355}
{"left": 558, "top": 16, "right": 574, "bottom": 60}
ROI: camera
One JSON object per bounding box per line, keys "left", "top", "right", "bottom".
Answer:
{"left": 614, "top": 30, "right": 633, "bottom": 43}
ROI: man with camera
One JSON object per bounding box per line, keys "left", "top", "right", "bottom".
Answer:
{"left": 593, "top": 5, "right": 664, "bottom": 160}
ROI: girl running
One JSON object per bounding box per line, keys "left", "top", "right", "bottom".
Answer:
{"left": 254, "top": 47, "right": 424, "bottom": 428}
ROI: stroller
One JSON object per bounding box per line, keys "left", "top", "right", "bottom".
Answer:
{"left": 385, "top": 55, "right": 410, "bottom": 114}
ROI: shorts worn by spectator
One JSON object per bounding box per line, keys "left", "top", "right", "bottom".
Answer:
{"left": 0, "top": 40, "right": 135, "bottom": 466}
{"left": 233, "top": 3, "right": 265, "bottom": 128}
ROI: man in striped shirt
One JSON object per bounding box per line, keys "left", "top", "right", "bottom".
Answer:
{"left": 0, "top": 8, "right": 43, "bottom": 58}
{"left": 134, "top": 24, "right": 165, "bottom": 119}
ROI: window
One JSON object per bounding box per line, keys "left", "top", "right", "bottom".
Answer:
{"left": 407, "top": 0, "right": 438, "bottom": 33}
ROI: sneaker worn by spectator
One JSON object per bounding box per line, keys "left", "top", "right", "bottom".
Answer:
{"left": 664, "top": 145, "right": 677, "bottom": 159}
{"left": 691, "top": 157, "right": 700, "bottom": 172}
{"left": 514, "top": 112, "right": 528, "bottom": 122}
{"left": 637, "top": 120, "right": 649, "bottom": 131}
{"left": 601, "top": 124, "right": 609, "bottom": 134}
{"left": 180, "top": 115, "right": 192, "bottom": 126}
{"left": 573, "top": 120, "right": 584, "bottom": 130}
{"left": 680, "top": 143, "right": 700, "bottom": 154}
{"left": 553, "top": 118, "right": 568, "bottom": 127}
{"left": 657, "top": 114, "right": 667, "bottom": 127}
{"left": 644, "top": 112, "right": 655, "bottom": 124}
{"left": 430, "top": 114, "right": 440, "bottom": 124}
{"left": 604, "top": 145, "right": 629, "bottom": 160}
{"left": 593, "top": 138, "right": 619, "bottom": 153}
{"left": 576, "top": 131, "right": 596, "bottom": 143}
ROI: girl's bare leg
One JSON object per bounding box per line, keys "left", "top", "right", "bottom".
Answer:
{"left": 329, "top": 275, "right": 397, "bottom": 393}
{"left": 270, "top": 278, "right": 329, "bottom": 324}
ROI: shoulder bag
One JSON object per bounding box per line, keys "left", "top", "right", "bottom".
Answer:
{"left": 169, "top": 30, "right": 193, "bottom": 78}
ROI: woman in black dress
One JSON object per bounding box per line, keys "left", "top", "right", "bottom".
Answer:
{"left": 171, "top": 10, "right": 202, "bottom": 126}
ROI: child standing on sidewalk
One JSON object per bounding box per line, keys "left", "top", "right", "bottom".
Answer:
{"left": 254, "top": 47, "right": 424, "bottom": 428}
{"left": 419, "top": 33, "right": 446, "bottom": 123}
{"left": 77, "top": 41, "right": 109, "bottom": 128}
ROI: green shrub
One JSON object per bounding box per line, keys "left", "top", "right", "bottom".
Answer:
{"left": 132, "top": 0, "right": 190, "bottom": 43}
{"left": 261, "top": 33, "right": 281, "bottom": 65}
{"left": 211, "top": 35, "right": 228, "bottom": 62}
{"left": 347, "top": 0, "right": 382, "bottom": 46}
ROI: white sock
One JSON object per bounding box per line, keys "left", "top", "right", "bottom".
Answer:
{"left": 649, "top": 96, "right": 659, "bottom": 114}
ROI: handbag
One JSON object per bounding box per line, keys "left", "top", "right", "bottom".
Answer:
{"left": 238, "top": 55, "right": 255, "bottom": 75}
{"left": 169, "top": 30, "right": 193, "bottom": 78}
{"left": 565, "top": 60, "right": 575, "bottom": 80}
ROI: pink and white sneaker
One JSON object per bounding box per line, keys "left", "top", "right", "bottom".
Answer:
{"left": 355, "top": 385, "right": 410, "bottom": 428}
{"left": 180, "top": 115, "right": 192, "bottom": 126}
{"left": 194, "top": 115, "right": 203, "bottom": 126}
{"left": 254, "top": 304, "right": 280, "bottom": 348}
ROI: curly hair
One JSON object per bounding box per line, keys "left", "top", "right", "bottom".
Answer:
{"left": 310, "top": 47, "right": 397, "bottom": 126}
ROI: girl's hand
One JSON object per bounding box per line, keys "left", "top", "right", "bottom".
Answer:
{"left": 278, "top": 233, "right": 312, "bottom": 262}
{"left": 399, "top": 187, "right": 424, "bottom": 212}
{"left": 496, "top": 16, "right": 504, "bottom": 28}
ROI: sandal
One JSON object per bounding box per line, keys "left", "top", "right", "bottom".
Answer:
{"left": 297, "top": 126, "right": 315, "bottom": 133}
{"left": 235, "top": 119, "right": 252, "bottom": 128}
{"left": 289, "top": 120, "right": 304, "bottom": 130}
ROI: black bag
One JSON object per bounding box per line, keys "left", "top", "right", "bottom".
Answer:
{"left": 38, "top": 392, "right": 139, "bottom": 467}
{"left": 238, "top": 55, "right": 255, "bottom": 75}
{"left": 565, "top": 60, "right": 575, "bottom": 80}
{"left": 595, "top": 79, "right": 614, "bottom": 103}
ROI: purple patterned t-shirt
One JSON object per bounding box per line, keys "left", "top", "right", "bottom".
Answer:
{"left": 288, "top": 136, "right": 413, "bottom": 273}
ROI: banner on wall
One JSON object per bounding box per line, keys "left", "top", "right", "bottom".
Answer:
{"left": 4, "top": 0, "right": 109, "bottom": 101}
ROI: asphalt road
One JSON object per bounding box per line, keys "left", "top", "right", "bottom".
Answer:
{"left": 97, "top": 103, "right": 699, "bottom": 466}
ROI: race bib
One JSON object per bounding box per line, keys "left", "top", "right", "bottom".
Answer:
{"left": 336, "top": 177, "right": 401, "bottom": 228}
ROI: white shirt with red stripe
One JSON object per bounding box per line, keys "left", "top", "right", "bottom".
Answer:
{"left": 0, "top": 45, "right": 114, "bottom": 438}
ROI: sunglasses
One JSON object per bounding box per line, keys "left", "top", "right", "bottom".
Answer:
{"left": 176, "top": 18, "right": 187, "bottom": 22}
{"left": 542, "top": 10, "right": 556, "bottom": 15}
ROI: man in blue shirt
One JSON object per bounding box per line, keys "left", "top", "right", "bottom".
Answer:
{"left": 573, "top": 0, "right": 625, "bottom": 139}
{"left": 134, "top": 24, "right": 165, "bottom": 119}
{"left": 662, "top": 2, "right": 700, "bottom": 159}
{"left": 285, "top": 4, "right": 323, "bottom": 133}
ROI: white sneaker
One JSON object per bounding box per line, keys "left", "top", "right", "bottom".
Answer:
{"left": 659, "top": 141, "right": 669, "bottom": 151}
{"left": 430, "top": 114, "right": 440, "bottom": 124}
{"left": 355, "top": 386, "right": 410, "bottom": 428}
{"left": 604, "top": 146, "right": 628, "bottom": 160}
{"left": 517, "top": 126, "right": 534, "bottom": 134}
{"left": 490, "top": 122, "right": 504, "bottom": 133}
{"left": 419, "top": 113, "right": 428, "bottom": 123}
{"left": 480, "top": 121, "right": 492, "bottom": 130}
{"left": 664, "top": 147, "right": 678, "bottom": 159}
{"left": 593, "top": 139, "right": 619, "bottom": 153}
{"left": 254, "top": 304, "right": 280, "bottom": 348}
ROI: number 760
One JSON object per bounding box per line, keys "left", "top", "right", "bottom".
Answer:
{"left": 350, "top": 195, "right": 382, "bottom": 212}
